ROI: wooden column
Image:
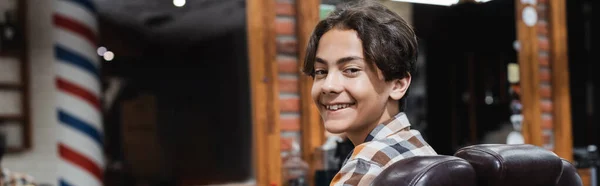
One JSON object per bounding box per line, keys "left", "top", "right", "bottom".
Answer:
{"left": 247, "top": 0, "right": 282, "bottom": 184}
{"left": 515, "top": 1, "right": 543, "bottom": 146}
{"left": 296, "top": 0, "right": 324, "bottom": 185}
{"left": 548, "top": 0, "right": 573, "bottom": 162}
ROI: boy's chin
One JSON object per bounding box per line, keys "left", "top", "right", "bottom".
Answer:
{"left": 323, "top": 120, "right": 352, "bottom": 134}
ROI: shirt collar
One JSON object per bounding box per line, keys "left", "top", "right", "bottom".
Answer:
{"left": 363, "top": 112, "right": 411, "bottom": 143}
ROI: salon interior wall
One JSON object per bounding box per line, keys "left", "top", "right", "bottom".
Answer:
{"left": 2, "top": 0, "right": 60, "bottom": 184}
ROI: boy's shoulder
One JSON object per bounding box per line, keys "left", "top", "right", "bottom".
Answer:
{"left": 349, "top": 129, "right": 437, "bottom": 168}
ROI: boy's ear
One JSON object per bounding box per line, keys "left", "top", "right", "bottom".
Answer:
{"left": 389, "top": 73, "right": 411, "bottom": 101}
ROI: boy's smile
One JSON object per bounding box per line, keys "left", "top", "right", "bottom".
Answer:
{"left": 323, "top": 103, "right": 355, "bottom": 111}
{"left": 321, "top": 102, "right": 356, "bottom": 116}
{"left": 311, "top": 29, "right": 409, "bottom": 143}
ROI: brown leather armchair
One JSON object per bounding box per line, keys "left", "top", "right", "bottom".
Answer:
{"left": 373, "top": 144, "right": 583, "bottom": 186}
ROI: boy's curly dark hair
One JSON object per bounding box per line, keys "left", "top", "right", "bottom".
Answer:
{"left": 302, "top": 0, "right": 418, "bottom": 111}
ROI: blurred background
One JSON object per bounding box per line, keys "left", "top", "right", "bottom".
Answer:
{"left": 0, "top": 0, "right": 596, "bottom": 185}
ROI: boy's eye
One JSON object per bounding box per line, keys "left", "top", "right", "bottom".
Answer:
{"left": 314, "top": 69, "right": 327, "bottom": 78}
{"left": 343, "top": 68, "right": 360, "bottom": 75}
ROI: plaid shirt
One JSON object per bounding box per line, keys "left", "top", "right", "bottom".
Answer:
{"left": 1, "top": 168, "right": 35, "bottom": 186}
{"left": 330, "top": 112, "right": 437, "bottom": 186}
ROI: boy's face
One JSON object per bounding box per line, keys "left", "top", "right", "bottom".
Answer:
{"left": 311, "top": 29, "right": 403, "bottom": 135}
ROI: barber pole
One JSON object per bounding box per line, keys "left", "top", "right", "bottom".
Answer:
{"left": 54, "top": 0, "right": 104, "bottom": 185}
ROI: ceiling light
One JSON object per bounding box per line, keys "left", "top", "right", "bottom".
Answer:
{"left": 391, "top": 0, "right": 491, "bottom": 6}
{"left": 97, "top": 46, "right": 107, "bottom": 56}
{"left": 103, "top": 51, "right": 114, "bottom": 61}
{"left": 173, "top": 0, "right": 186, "bottom": 7}
{"left": 391, "top": 0, "right": 457, "bottom": 6}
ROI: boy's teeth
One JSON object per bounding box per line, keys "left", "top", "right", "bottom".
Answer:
{"left": 327, "top": 104, "right": 351, "bottom": 110}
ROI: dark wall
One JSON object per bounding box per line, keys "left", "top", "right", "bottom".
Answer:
{"left": 154, "top": 29, "right": 252, "bottom": 184}
{"left": 103, "top": 27, "right": 252, "bottom": 185}
{"left": 567, "top": 0, "right": 596, "bottom": 148}
{"left": 414, "top": 0, "right": 516, "bottom": 155}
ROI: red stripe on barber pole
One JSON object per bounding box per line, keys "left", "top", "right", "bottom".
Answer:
{"left": 56, "top": 78, "right": 101, "bottom": 111}
{"left": 58, "top": 143, "right": 103, "bottom": 181}
{"left": 54, "top": 13, "right": 97, "bottom": 46}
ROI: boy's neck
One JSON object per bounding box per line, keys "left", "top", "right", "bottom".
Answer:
{"left": 347, "top": 105, "right": 400, "bottom": 146}
{"left": 346, "top": 122, "right": 381, "bottom": 146}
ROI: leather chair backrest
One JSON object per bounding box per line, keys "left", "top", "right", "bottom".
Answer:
{"left": 455, "top": 144, "right": 565, "bottom": 186}
{"left": 557, "top": 158, "right": 584, "bottom": 186}
{"left": 372, "top": 156, "right": 477, "bottom": 186}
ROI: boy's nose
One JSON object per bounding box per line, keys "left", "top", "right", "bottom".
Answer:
{"left": 322, "top": 73, "right": 343, "bottom": 94}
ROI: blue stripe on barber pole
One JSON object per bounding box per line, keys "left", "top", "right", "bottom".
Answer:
{"left": 61, "top": 0, "right": 96, "bottom": 14}
{"left": 58, "top": 109, "right": 103, "bottom": 148}
{"left": 59, "top": 179, "right": 73, "bottom": 186}
{"left": 55, "top": 29, "right": 99, "bottom": 67}
{"left": 57, "top": 92, "right": 102, "bottom": 129}
{"left": 55, "top": 44, "right": 100, "bottom": 80}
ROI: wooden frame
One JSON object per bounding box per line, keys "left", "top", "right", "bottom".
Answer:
{"left": 247, "top": 0, "right": 282, "bottom": 185}
{"left": 515, "top": 1, "right": 543, "bottom": 146}
{"left": 0, "top": 0, "right": 31, "bottom": 153}
{"left": 19, "top": 0, "right": 31, "bottom": 153}
{"left": 516, "top": 0, "right": 573, "bottom": 160}
{"left": 296, "top": 0, "right": 324, "bottom": 185}
{"left": 547, "top": 0, "right": 573, "bottom": 162}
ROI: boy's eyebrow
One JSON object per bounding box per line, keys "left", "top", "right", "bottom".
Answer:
{"left": 336, "top": 56, "right": 364, "bottom": 65}
{"left": 314, "top": 56, "right": 364, "bottom": 65}
{"left": 315, "top": 57, "right": 327, "bottom": 64}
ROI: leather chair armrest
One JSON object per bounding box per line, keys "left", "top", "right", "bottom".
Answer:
{"left": 372, "top": 156, "right": 476, "bottom": 186}
{"left": 557, "top": 159, "right": 583, "bottom": 186}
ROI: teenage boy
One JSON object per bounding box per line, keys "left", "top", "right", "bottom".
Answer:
{"left": 302, "top": 1, "right": 437, "bottom": 185}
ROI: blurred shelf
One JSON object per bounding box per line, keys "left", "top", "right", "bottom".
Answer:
{"left": 0, "top": 83, "right": 23, "bottom": 90}
{"left": 7, "top": 147, "right": 27, "bottom": 153}
{"left": 0, "top": 50, "right": 21, "bottom": 57}
{"left": 0, "top": 114, "right": 24, "bottom": 122}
